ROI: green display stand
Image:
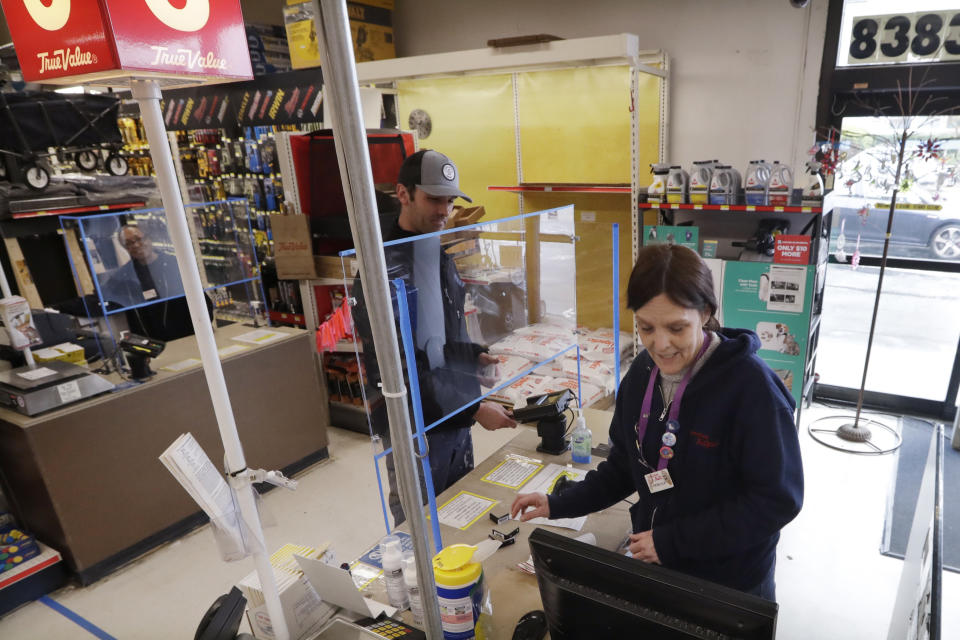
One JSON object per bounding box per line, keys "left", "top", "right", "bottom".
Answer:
{"left": 722, "top": 262, "right": 815, "bottom": 406}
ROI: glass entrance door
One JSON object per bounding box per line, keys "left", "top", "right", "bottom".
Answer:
{"left": 816, "top": 114, "right": 960, "bottom": 414}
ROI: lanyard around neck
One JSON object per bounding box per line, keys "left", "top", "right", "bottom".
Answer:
{"left": 636, "top": 332, "right": 711, "bottom": 471}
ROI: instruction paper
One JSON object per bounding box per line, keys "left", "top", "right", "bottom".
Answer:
{"left": 17, "top": 366, "right": 57, "bottom": 380}
{"left": 437, "top": 491, "right": 498, "bottom": 530}
{"left": 217, "top": 345, "right": 249, "bottom": 358}
{"left": 233, "top": 329, "right": 284, "bottom": 345}
{"left": 481, "top": 455, "right": 543, "bottom": 489}
{"left": 520, "top": 464, "right": 589, "bottom": 531}
{"left": 161, "top": 358, "right": 202, "bottom": 372}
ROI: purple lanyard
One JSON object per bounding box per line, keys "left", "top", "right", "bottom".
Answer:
{"left": 636, "top": 332, "right": 711, "bottom": 471}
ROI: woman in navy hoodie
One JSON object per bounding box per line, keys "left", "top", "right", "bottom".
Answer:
{"left": 511, "top": 244, "right": 803, "bottom": 600}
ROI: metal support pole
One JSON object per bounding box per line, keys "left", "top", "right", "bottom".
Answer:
{"left": 130, "top": 79, "right": 289, "bottom": 640}
{"left": 310, "top": 2, "right": 444, "bottom": 638}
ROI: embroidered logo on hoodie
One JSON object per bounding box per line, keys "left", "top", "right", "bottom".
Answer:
{"left": 691, "top": 431, "right": 720, "bottom": 449}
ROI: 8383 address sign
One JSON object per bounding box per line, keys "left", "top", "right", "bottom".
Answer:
{"left": 847, "top": 11, "right": 960, "bottom": 65}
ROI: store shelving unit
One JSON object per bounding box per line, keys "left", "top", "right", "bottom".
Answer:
{"left": 639, "top": 198, "right": 831, "bottom": 424}
{"left": 489, "top": 183, "right": 632, "bottom": 194}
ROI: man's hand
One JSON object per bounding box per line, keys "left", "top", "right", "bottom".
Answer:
{"left": 511, "top": 492, "right": 550, "bottom": 521}
{"left": 477, "top": 352, "right": 499, "bottom": 387}
{"left": 628, "top": 530, "right": 660, "bottom": 564}
{"left": 475, "top": 401, "right": 517, "bottom": 431}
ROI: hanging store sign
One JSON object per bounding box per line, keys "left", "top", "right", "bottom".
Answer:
{"left": 1, "top": 0, "right": 252, "bottom": 85}
{"left": 847, "top": 11, "right": 960, "bottom": 65}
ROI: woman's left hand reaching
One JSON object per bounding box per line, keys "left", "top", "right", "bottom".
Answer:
{"left": 628, "top": 530, "right": 660, "bottom": 564}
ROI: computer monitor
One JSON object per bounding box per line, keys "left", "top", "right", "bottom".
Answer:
{"left": 528, "top": 528, "right": 778, "bottom": 639}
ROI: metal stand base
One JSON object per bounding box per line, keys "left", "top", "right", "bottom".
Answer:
{"left": 808, "top": 415, "right": 902, "bottom": 455}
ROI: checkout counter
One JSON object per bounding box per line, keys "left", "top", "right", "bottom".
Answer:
{"left": 0, "top": 324, "right": 329, "bottom": 585}
{"left": 384, "top": 407, "right": 628, "bottom": 637}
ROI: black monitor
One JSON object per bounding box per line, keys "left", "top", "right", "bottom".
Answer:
{"left": 528, "top": 528, "right": 778, "bottom": 639}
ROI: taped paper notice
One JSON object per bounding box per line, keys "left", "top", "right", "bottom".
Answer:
{"left": 162, "top": 358, "right": 202, "bottom": 372}
{"left": 17, "top": 367, "right": 57, "bottom": 381}
{"left": 56, "top": 380, "right": 82, "bottom": 403}
{"left": 481, "top": 456, "right": 543, "bottom": 490}
{"left": 233, "top": 330, "right": 283, "bottom": 345}
{"left": 437, "top": 491, "right": 498, "bottom": 530}
{"left": 519, "top": 464, "right": 589, "bottom": 531}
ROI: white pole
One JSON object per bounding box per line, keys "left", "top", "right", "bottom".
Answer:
{"left": 130, "top": 79, "right": 289, "bottom": 640}
{"left": 0, "top": 256, "right": 36, "bottom": 368}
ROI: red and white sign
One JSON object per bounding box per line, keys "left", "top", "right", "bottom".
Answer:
{"left": 1, "top": 0, "right": 252, "bottom": 85}
{"left": 774, "top": 235, "right": 811, "bottom": 265}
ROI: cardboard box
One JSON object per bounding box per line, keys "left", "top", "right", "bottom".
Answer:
{"left": 284, "top": 1, "right": 395, "bottom": 69}
{"left": 33, "top": 343, "right": 85, "bottom": 365}
{"left": 272, "top": 214, "right": 358, "bottom": 280}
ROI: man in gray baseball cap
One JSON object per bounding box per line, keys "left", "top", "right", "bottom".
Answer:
{"left": 395, "top": 149, "right": 472, "bottom": 232}
{"left": 353, "top": 149, "right": 516, "bottom": 526}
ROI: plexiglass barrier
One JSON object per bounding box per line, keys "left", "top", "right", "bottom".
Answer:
{"left": 339, "top": 205, "right": 625, "bottom": 543}
{"left": 60, "top": 199, "right": 267, "bottom": 370}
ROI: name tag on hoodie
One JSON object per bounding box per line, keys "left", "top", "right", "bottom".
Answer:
{"left": 645, "top": 469, "right": 674, "bottom": 493}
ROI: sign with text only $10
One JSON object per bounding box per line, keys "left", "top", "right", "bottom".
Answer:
{"left": 0, "top": 0, "right": 253, "bottom": 85}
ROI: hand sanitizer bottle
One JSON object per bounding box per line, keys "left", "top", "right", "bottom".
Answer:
{"left": 402, "top": 551, "right": 424, "bottom": 626}
{"left": 380, "top": 535, "right": 409, "bottom": 609}
{"left": 571, "top": 412, "right": 591, "bottom": 464}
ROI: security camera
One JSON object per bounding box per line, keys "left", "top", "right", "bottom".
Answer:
{"left": 790, "top": 0, "right": 810, "bottom": 7}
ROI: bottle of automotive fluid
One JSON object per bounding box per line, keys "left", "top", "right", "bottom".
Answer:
{"left": 709, "top": 165, "right": 741, "bottom": 205}
{"left": 744, "top": 160, "right": 772, "bottom": 206}
{"left": 648, "top": 163, "right": 670, "bottom": 205}
{"left": 402, "top": 551, "right": 424, "bottom": 626}
{"left": 381, "top": 535, "right": 409, "bottom": 610}
{"left": 666, "top": 165, "right": 689, "bottom": 203}
{"left": 802, "top": 167, "right": 824, "bottom": 207}
{"left": 571, "top": 412, "right": 592, "bottom": 464}
{"left": 688, "top": 160, "right": 714, "bottom": 204}
{"left": 767, "top": 161, "right": 794, "bottom": 206}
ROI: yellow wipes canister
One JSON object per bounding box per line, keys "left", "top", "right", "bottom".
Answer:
{"left": 433, "top": 544, "right": 487, "bottom": 640}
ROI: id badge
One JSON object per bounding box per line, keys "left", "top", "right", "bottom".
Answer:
{"left": 644, "top": 469, "right": 674, "bottom": 493}
{"left": 143, "top": 288, "right": 158, "bottom": 300}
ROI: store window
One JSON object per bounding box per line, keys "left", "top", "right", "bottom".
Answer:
{"left": 814, "top": 0, "right": 960, "bottom": 419}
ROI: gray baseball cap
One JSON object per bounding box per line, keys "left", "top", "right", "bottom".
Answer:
{"left": 414, "top": 150, "right": 472, "bottom": 203}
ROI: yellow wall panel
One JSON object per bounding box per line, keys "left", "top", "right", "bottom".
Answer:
{"left": 397, "top": 75, "right": 520, "bottom": 220}
{"left": 523, "top": 193, "right": 633, "bottom": 333}
{"left": 517, "top": 66, "right": 632, "bottom": 184}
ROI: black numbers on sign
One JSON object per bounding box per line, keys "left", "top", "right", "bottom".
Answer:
{"left": 944, "top": 13, "right": 960, "bottom": 55}
{"left": 850, "top": 18, "right": 878, "bottom": 59}
{"left": 880, "top": 16, "right": 910, "bottom": 57}
{"left": 912, "top": 14, "right": 943, "bottom": 56}
{"left": 850, "top": 12, "right": 960, "bottom": 60}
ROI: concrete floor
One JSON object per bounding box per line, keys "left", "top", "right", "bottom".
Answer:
{"left": 0, "top": 404, "right": 956, "bottom": 639}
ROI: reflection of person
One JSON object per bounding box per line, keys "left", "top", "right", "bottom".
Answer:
{"left": 354, "top": 150, "right": 517, "bottom": 526}
{"left": 101, "top": 225, "right": 204, "bottom": 342}
{"left": 512, "top": 244, "right": 803, "bottom": 601}
{"left": 102, "top": 225, "right": 183, "bottom": 304}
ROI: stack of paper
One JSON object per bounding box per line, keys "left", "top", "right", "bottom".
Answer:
{"left": 159, "top": 433, "right": 244, "bottom": 552}
{"left": 238, "top": 543, "right": 337, "bottom": 640}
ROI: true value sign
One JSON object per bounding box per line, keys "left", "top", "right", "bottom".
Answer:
{"left": 0, "top": 0, "right": 252, "bottom": 85}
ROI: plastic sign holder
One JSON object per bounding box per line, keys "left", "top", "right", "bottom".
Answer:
{"left": 0, "top": 2, "right": 292, "bottom": 638}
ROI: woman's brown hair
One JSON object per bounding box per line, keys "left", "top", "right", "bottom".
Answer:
{"left": 626, "top": 244, "right": 721, "bottom": 331}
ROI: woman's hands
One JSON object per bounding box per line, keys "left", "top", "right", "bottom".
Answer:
{"left": 510, "top": 492, "right": 550, "bottom": 521}
{"left": 628, "top": 530, "right": 660, "bottom": 564}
